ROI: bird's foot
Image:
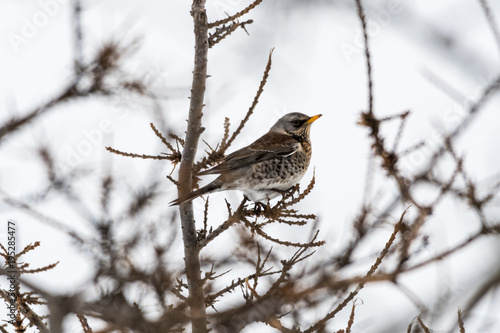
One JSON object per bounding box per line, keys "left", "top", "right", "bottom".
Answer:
{"left": 252, "top": 201, "right": 273, "bottom": 216}
{"left": 283, "top": 186, "right": 297, "bottom": 200}
{"left": 270, "top": 186, "right": 297, "bottom": 203}
{"left": 270, "top": 188, "right": 290, "bottom": 195}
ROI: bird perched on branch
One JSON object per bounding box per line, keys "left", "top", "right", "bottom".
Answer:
{"left": 170, "top": 112, "right": 321, "bottom": 206}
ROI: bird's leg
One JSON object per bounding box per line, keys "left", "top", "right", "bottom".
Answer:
{"left": 263, "top": 199, "right": 273, "bottom": 216}
{"left": 253, "top": 201, "right": 267, "bottom": 215}
{"left": 270, "top": 188, "right": 288, "bottom": 195}
{"left": 285, "top": 186, "right": 297, "bottom": 198}
{"left": 242, "top": 195, "right": 252, "bottom": 212}
{"left": 271, "top": 186, "right": 297, "bottom": 201}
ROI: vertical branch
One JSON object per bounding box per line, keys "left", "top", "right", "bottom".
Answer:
{"left": 478, "top": 0, "right": 500, "bottom": 58}
{"left": 177, "top": 1, "right": 209, "bottom": 332}
{"left": 354, "top": 0, "right": 375, "bottom": 213}
{"left": 354, "top": 0, "right": 373, "bottom": 115}
{"left": 73, "top": 0, "right": 84, "bottom": 72}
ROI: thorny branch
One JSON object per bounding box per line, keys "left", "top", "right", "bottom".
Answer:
{"left": 208, "top": 19, "right": 254, "bottom": 48}
{"left": 177, "top": 1, "right": 210, "bottom": 332}
{"left": 194, "top": 48, "right": 275, "bottom": 174}
{"left": 0, "top": 40, "right": 144, "bottom": 143}
{"left": 207, "top": 0, "right": 263, "bottom": 28}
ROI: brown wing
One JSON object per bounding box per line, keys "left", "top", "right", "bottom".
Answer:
{"left": 199, "top": 132, "right": 299, "bottom": 175}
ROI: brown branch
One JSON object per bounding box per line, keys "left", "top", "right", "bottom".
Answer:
{"left": 170, "top": 133, "right": 185, "bottom": 146}
{"left": 0, "top": 288, "right": 50, "bottom": 333}
{"left": 0, "top": 40, "right": 141, "bottom": 143}
{"left": 21, "top": 262, "right": 60, "bottom": 275}
{"left": 345, "top": 300, "right": 360, "bottom": 333}
{"left": 205, "top": 265, "right": 281, "bottom": 305}
{"left": 105, "top": 146, "right": 174, "bottom": 161}
{"left": 304, "top": 208, "right": 407, "bottom": 332}
{"left": 225, "top": 48, "right": 274, "bottom": 150}
{"left": 478, "top": 0, "right": 500, "bottom": 58}
{"left": 458, "top": 308, "right": 466, "bottom": 333}
{"left": 166, "top": 175, "right": 180, "bottom": 187}
{"left": 207, "top": 0, "right": 263, "bottom": 28}
{"left": 72, "top": 0, "right": 84, "bottom": 69}
{"left": 277, "top": 172, "right": 315, "bottom": 209}
{"left": 417, "top": 316, "right": 431, "bottom": 333}
{"left": 402, "top": 224, "right": 499, "bottom": 273}
{"left": 213, "top": 245, "right": 315, "bottom": 331}
{"left": 150, "top": 122, "right": 177, "bottom": 154}
{"left": 220, "top": 117, "right": 230, "bottom": 147}
{"left": 354, "top": 0, "right": 373, "bottom": 115}
{"left": 454, "top": 263, "right": 500, "bottom": 331}
{"left": 208, "top": 19, "right": 254, "bottom": 48}
{"left": 0, "top": 81, "right": 78, "bottom": 142}
{"left": 0, "top": 190, "right": 86, "bottom": 244}
{"left": 267, "top": 317, "right": 295, "bottom": 333}
{"left": 244, "top": 217, "right": 324, "bottom": 248}
{"left": 77, "top": 313, "right": 94, "bottom": 333}
{"left": 18, "top": 298, "right": 50, "bottom": 333}
{"left": 373, "top": 75, "right": 500, "bottom": 227}
{"left": 194, "top": 48, "right": 274, "bottom": 173}
{"left": 197, "top": 197, "right": 210, "bottom": 242}
{"left": 198, "top": 198, "right": 247, "bottom": 249}
{"left": 177, "top": 1, "right": 210, "bottom": 332}
{"left": 391, "top": 111, "right": 410, "bottom": 153}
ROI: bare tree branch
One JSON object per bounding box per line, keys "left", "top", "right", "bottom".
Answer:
{"left": 177, "top": 1, "right": 210, "bottom": 332}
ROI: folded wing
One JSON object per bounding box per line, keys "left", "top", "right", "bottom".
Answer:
{"left": 199, "top": 132, "right": 299, "bottom": 175}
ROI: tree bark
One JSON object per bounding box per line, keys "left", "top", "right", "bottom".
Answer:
{"left": 177, "top": 1, "right": 209, "bottom": 332}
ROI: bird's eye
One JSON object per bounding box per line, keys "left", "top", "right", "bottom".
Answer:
{"left": 292, "top": 119, "right": 301, "bottom": 127}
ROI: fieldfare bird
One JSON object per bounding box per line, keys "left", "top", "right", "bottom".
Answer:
{"left": 170, "top": 112, "right": 321, "bottom": 206}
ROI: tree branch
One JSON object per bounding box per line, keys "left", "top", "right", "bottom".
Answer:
{"left": 207, "top": 0, "right": 263, "bottom": 28}
{"left": 177, "top": 1, "right": 209, "bottom": 332}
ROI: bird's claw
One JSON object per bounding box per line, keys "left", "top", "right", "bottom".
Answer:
{"left": 252, "top": 201, "right": 271, "bottom": 216}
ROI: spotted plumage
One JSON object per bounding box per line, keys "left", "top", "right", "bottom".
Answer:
{"left": 170, "top": 112, "right": 321, "bottom": 206}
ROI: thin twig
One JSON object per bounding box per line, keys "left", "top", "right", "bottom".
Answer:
{"left": 207, "top": 0, "right": 263, "bottom": 28}
{"left": 73, "top": 0, "right": 84, "bottom": 71}
{"left": 150, "top": 123, "right": 177, "bottom": 154}
{"left": 354, "top": 0, "right": 373, "bottom": 115}
{"left": 209, "top": 20, "right": 254, "bottom": 48}
{"left": 478, "top": 0, "right": 500, "bottom": 58}
{"left": 221, "top": 48, "right": 274, "bottom": 152}
{"left": 417, "top": 316, "right": 431, "bottom": 333}
{"left": 194, "top": 48, "right": 274, "bottom": 173}
{"left": 304, "top": 208, "right": 407, "bottom": 332}
{"left": 458, "top": 308, "right": 466, "bottom": 333}
{"left": 105, "top": 146, "right": 175, "bottom": 160}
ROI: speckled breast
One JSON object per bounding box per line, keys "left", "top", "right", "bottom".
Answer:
{"left": 250, "top": 141, "right": 311, "bottom": 190}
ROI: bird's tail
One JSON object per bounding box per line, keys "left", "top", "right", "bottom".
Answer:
{"left": 169, "top": 179, "right": 222, "bottom": 206}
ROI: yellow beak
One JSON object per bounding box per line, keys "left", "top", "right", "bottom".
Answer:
{"left": 306, "top": 114, "right": 322, "bottom": 124}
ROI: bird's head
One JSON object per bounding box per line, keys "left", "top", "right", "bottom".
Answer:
{"left": 270, "top": 112, "right": 322, "bottom": 140}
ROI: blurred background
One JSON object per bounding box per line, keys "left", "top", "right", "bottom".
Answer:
{"left": 1, "top": 0, "right": 500, "bottom": 332}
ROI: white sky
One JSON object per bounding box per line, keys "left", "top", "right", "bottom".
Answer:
{"left": 1, "top": 0, "right": 500, "bottom": 332}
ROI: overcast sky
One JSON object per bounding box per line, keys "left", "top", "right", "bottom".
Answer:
{"left": 1, "top": 1, "right": 500, "bottom": 332}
